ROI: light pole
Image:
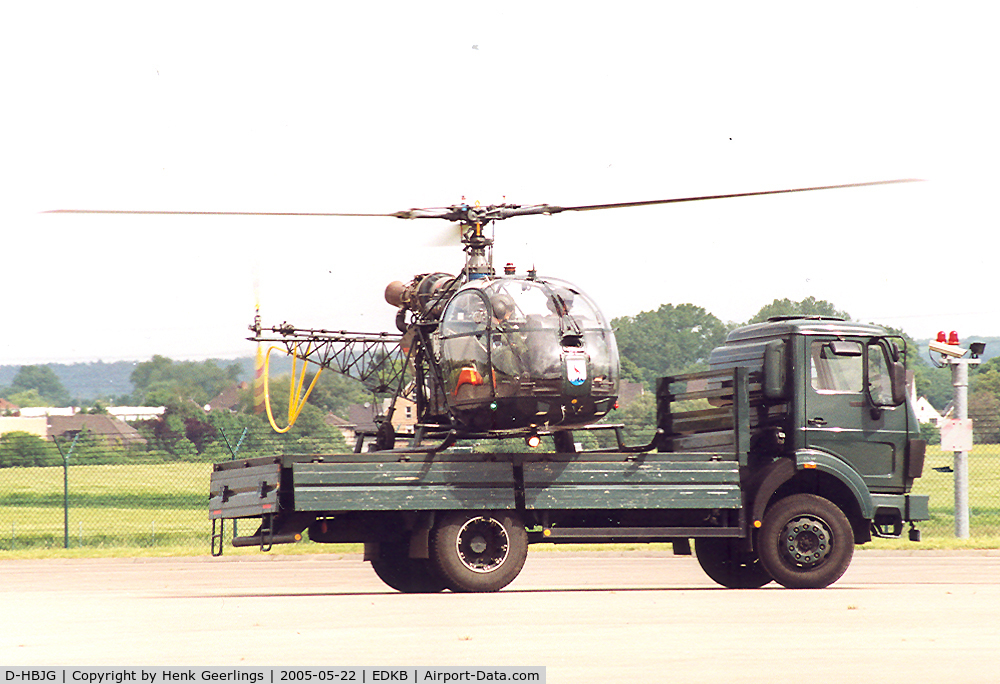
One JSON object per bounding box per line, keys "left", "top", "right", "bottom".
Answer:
{"left": 932, "top": 332, "right": 985, "bottom": 539}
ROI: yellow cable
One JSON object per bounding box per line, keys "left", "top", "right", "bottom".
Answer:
{"left": 263, "top": 344, "right": 323, "bottom": 433}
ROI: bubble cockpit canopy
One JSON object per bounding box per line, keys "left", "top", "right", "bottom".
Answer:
{"left": 434, "top": 275, "right": 620, "bottom": 430}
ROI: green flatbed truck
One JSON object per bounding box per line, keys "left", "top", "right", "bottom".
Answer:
{"left": 209, "top": 316, "right": 929, "bottom": 590}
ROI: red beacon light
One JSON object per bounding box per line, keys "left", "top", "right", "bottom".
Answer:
{"left": 930, "top": 328, "right": 968, "bottom": 359}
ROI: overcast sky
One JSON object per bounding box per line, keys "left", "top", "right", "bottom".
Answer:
{"left": 3, "top": 2, "right": 998, "bottom": 365}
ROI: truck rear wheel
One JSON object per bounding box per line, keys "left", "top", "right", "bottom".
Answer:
{"left": 431, "top": 511, "right": 528, "bottom": 592}
{"left": 370, "top": 541, "right": 448, "bottom": 593}
{"left": 758, "top": 493, "right": 854, "bottom": 589}
{"left": 695, "top": 537, "right": 773, "bottom": 589}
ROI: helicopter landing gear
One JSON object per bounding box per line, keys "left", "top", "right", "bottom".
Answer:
{"left": 552, "top": 430, "right": 576, "bottom": 454}
{"left": 374, "top": 420, "right": 396, "bottom": 451}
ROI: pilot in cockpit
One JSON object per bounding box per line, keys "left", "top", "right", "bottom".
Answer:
{"left": 489, "top": 293, "right": 524, "bottom": 378}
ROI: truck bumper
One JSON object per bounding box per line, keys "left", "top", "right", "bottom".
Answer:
{"left": 871, "top": 493, "right": 930, "bottom": 522}
{"left": 869, "top": 493, "right": 930, "bottom": 538}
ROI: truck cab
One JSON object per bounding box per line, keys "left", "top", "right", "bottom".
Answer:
{"left": 708, "top": 316, "right": 928, "bottom": 542}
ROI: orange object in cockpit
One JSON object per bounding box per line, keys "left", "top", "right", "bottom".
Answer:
{"left": 453, "top": 367, "right": 484, "bottom": 395}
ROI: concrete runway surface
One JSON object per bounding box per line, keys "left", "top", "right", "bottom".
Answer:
{"left": 2, "top": 550, "right": 998, "bottom": 683}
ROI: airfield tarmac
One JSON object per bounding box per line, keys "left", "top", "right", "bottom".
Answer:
{"left": 1, "top": 550, "right": 998, "bottom": 683}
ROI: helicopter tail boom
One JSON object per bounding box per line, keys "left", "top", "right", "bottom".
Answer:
{"left": 250, "top": 324, "right": 406, "bottom": 396}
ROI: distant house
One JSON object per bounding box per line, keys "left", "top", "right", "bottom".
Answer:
{"left": 347, "top": 403, "right": 379, "bottom": 436}
{"left": 914, "top": 396, "right": 943, "bottom": 426}
{"left": 47, "top": 414, "right": 146, "bottom": 447}
{"left": 324, "top": 412, "right": 356, "bottom": 445}
{"left": 337, "top": 398, "right": 419, "bottom": 450}
{"left": 0, "top": 416, "right": 48, "bottom": 438}
{"left": 939, "top": 401, "right": 955, "bottom": 421}
{"left": 18, "top": 406, "right": 77, "bottom": 418}
{"left": 0, "top": 398, "right": 20, "bottom": 415}
{"left": 205, "top": 382, "right": 249, "bottom": 413}
{"left": 617, "top": 381, "right": 645, "bottom": 408}
{"left": 0, "top": 413, "right": 146, "bottom": 446}
{"left": 384, "top": 396, "right": 418, "bottom": 434}
{"left": 106, "top": 406, "right": 166, "bottom": 422}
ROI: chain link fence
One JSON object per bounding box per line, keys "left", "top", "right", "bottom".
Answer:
{"left": 0, "top": 422, "right": 342, "bottom": 551}
{"left": 1, "top": 425, "right": 998, "bottom": 551}
{"left": 911, "top": 443, "right": 1000, "bottom": 539}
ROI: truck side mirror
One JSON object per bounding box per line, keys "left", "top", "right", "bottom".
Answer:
{"left": 763, "top": 339, "right": 789, "bottom": 400}
{"left": 891, "top": 362, "right": 907, "bottom": 406}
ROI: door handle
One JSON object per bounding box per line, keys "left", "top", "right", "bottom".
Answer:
{"left": 808, "top": 417, "right": 827, "bottom": 427}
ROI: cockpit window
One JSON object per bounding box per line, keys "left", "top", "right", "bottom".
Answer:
{"left": 440, "top": 291, "right": 489, "bottom": 337}
{"left": 436, "top": 277, "right": 620, "bottom": 402}
{"left": 482, "top": 279, "right": 607, "bottom": 331}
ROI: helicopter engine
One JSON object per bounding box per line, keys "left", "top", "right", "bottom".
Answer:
{"left": 386, "top": 273, "right": 458, "bottom": 318}
{"left": 385, "top": 272, "right": 462, "bottom": 334}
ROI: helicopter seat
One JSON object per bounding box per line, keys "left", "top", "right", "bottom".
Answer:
{"left": 523, "top": 315, "right": 563, "bottom": 377}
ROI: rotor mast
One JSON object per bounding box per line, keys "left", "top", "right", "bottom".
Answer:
{"left": 461, "top": 220, "right": 494, "bottom": 281}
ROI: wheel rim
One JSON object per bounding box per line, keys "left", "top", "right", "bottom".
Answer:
{"left": 780, "top": 515, "right": 832, "bottom": 568}
{"left": 455, "top": 516, "right": 510, "bottom": 573}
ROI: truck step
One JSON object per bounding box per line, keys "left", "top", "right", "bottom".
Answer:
{"left": 232, "top": 531, "right": 303, "bottom": 548}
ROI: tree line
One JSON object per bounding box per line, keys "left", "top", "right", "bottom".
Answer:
{"left": 0, "top": 356, "right": 356, "bottom": 467}
{"left": 3, "top": 296, "right": 1000, "bottom": 462}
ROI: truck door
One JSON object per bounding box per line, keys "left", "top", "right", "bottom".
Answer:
{"left": 804, "top": 338, "right": 908, "bottom": 491}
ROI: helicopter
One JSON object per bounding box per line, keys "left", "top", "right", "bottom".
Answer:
{"left": 50, "top": 179, "right": 919, "bottom": 452}
{"left": 249, "top": 202, "right": 624, "bottom": 453}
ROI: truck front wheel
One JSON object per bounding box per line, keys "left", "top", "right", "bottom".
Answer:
{"left": 758, "top": 493, "right": 854, "bottom": 589}
{"left": 431, "top": 511, "right": 528, "bottom": 592}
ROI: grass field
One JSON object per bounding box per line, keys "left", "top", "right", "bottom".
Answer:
{"left": 0, "top": 462, "right": 211, "bottom": 550}
{"left": 0, "top": 446, "right": 998, "bottom": 558}
{"left": 908, "top": 445, "right": 1000, "bottom": 539}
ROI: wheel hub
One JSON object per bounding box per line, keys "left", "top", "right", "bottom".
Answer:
{"left": 469, "top": 535, "right": 488, "bottom": 554}
{"left": 456, "top": 516, "right": 509, "bottom": 573}
{"left": 781, "top": 515, "right": 832, "bottom": 568}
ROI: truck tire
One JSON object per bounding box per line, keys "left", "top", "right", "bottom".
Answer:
{"left": 430, "top": 511, "right": 528, "bottom": 592}
{"left": 757, "top": 493, "right": 854, "bottom": 589}
{"left": 370, "top": 541, "right": 448, "bottom": 593}
{"left": 694, "top": 537, "right": 773, "bottom": 589}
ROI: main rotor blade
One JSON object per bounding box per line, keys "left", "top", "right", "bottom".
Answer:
{"left": 44, "top": 209, "right": 401, "bottom": 217}
{"left": 541, "top": 178, "right": 923, "bottom": 214}
{"left": 44, "top": 206, "right": 467, "bottom": 220}
{"left": 46, "top": 178, "right": 921, "bottom": 221}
